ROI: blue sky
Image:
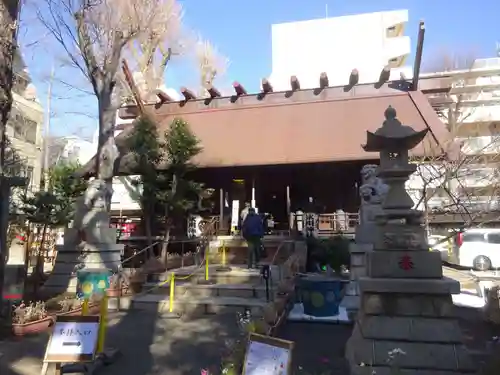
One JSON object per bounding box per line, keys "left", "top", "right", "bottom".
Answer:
{"left": 19, "top": 0, "right": 499, "bottom": 140}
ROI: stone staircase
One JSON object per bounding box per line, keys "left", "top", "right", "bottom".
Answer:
{"left": 112, "top": 264, "right": 282, "bottom": 317}
{"left": 108, "top": 236, "right": 297, "bottom": 318}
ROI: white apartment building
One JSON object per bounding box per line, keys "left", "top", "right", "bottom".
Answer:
{"left": 408, "top": 57, "right": 500, "bottom": 213}
{"left": 6, "top": 52, "right": 44, "bottom": 191}
{"left": 47, "top": 135, "right": 95, "bottom": 166}
{"left": 269, "top": 9, "right": 411, "bottom": 90}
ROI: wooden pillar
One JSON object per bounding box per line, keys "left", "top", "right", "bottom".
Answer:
{"left": 286, "top": 185, "right": 292, "bottom": 232}
{"left": 251, "top": 177, "right": 256, "bottom": 209}
{"left": 219, "top": 188, "right": 224, "bottom": 232}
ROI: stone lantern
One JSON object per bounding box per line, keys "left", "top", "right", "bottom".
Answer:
{"left": 345, "top": 107, "right": 475, "bottom": 375}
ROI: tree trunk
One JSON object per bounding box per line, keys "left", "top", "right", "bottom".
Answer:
{"left": 22, "top": 223, "right": 31, "bottom": 299}
{"left": 144, "top": 211, "right": 153, "bottom": 257}
{"left": 36, "top": 224, "right": 48, "bottom": 278}
{"left": 160, "top": 207, "right": 171, "bottom": 265}
{"left": 160, "top": 174, "right": 178, "bottom": 265}
{"left": 95, "top": 88, "right": 119, "bottom": 211}
{"left": 0, "top": 0, "right": 20, "bottom": 314}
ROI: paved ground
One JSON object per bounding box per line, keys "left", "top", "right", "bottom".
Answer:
{"left": 0, "top": 310, "right": 240, "bottom": 375}
{"left": 443, "top": 266, "right": 478, "bottom": 290}
{"left": 277, "top": 322, "right": 351, "bottom": 374}
{"left": 0, "top": 266, "right": 494, "bottom": 375}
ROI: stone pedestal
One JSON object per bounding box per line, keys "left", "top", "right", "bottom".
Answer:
{"left": 43, "top": 226, "right": 123, "bottom": 294}
{"left": 346, "top": 107, "right": 476, "bottom": 375}
{"left": 43, "top": 181, "right": 124, "bottom": 295}
{"left": 341, "top": 243, "right": 372, "bottom": 311}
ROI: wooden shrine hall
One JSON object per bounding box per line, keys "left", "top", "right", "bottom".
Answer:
{"left": 79, "top": 22, "right": 450, "bottom": 236}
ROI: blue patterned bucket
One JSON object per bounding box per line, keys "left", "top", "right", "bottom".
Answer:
{"left": 299, "top": 276, "right": 342, "bottom": 317}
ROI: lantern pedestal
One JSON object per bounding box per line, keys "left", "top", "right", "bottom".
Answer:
{"left": 345, "top": 107, "right": 476, "bottom": 374}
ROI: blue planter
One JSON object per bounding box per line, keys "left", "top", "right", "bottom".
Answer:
{"left": 299, "top": 276, "right": 342, "bottom": 317}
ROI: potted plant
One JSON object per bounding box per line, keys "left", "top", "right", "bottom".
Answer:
{"left": 106, "top": 274, "right": 123, "bottom": 297}
{"left": 56, "top": 296, "right": 101, "bottom": 316}
{"left": 128, "top": 269, "right": 146, "bottom": 294}
{"left": 11, "top": 301, "right": 53, "bottom": 336}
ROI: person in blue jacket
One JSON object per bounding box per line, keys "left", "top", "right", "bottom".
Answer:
{"left": 242, "top": 207, "right": 264, "bottom": 269}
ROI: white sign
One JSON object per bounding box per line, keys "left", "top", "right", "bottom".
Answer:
{"left": 244, "top": 339, "right": 291, "bottom": 375}
{"left": 47, "top": 321, "right": 99, "bottom": 358}
{"left": 230, "top": 200, "right": 240, "bottom": 230}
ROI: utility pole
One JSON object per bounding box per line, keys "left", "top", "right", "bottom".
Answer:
{"left": 43, "top": 65, "right": 54, "bottom": 190}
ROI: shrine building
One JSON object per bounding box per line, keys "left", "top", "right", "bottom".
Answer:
{"left": 79, "top": 79, "right": 448, "bottom": 236}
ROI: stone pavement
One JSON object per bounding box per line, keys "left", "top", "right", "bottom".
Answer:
{"left": 0, "top": 310, "right": 240, "bottom": 375}
{"left": 277, "top": 322, "right": 351, "bottom": 374}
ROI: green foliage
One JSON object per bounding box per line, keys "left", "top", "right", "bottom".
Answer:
{"left": 307, "top": 235, "right": 351, "bottom": 272}
{"left": 50, "top": 161, "right": 88, "bottom": 202}
{"left": 159, "top": 117, "right": 203, "bottom": 216}
{"left": 19, "top": 161, "right": 88, "bottom": 227}
{"left": 20, "top": 191, "right": 72, "bottom": 227}
{"left": 125, "top": 116, "right": 204, "bottom": 225}
{"left": 126, "top": 114, "right": 164, "bottom": 212}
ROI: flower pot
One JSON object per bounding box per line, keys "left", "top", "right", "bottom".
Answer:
{"left": 130, "top": 281, "right": 143, "bottom": 294}
{"left": 106, "top": 287, "right": 123, "bottom": 297}
{"left": 12, "top": 316, "right": 54, "bottom": 336}
{"left": 299, "top": 275, "right": 342, "bottom": 317}
{"left": 55, "top": 303, "right": 100, "bottom": 317}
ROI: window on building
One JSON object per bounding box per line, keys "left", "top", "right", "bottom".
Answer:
{"left": 24, "top": 166, "right": 34, "bottom": 188}
{"left": 488, "top": 233, "right": 500, "bottom": 244}
{"left": 12, "top": 74, "right": 29, "bottom": 95}
{"left": 10, "top": 112, "right": 38, "bottom": 144}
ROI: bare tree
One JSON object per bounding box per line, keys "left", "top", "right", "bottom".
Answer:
{"left": 0, "top": 1, "right": 20, "bottom": 174}
{"left": 410, "top": 51, "right": 500, "bottom": 238}
{"left": 194, "top": 37, "right": 229, "bottom": 97}
{"left": 119, "top": 0, "right": 185, "bottom": 103}
{"left": 35, "top": 0, "right": 180, "bottom": 207}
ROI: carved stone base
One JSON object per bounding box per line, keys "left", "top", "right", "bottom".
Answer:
{"left": 346, "top": 290, "right": 477, "bottom": 374}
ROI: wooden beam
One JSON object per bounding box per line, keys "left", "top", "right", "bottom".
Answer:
{"left": 121, "top": 59, "right": 145, "bottom": 114}
{"left": 181, "top": 87, "right": 196, "bottom": 100}
{"left": 233, "top": 81, "right": 247, "bottom": 96}
{"left": 290, "top": 75, "right": 300, "bottom": 91}
{"left": 261, "top": 78, "right": 273, "bottom": 94}
{"left": 378, "top": 66, "right": 391, "bottom": 84}
{"left": 319, "top": 72, "right": 329, "bottom": 89}
{"left": 207, "top": 85, "right": 221, "bottom": 98}
{"left": 412, "top": 20, "right": 426, "bottom": 91}
{"left": 154, "top": 89, "right": 173, "bottom": 104}
{"left": 349, "top": 69, "right": 359, "bottom": 86}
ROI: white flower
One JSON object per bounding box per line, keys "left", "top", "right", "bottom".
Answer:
{"left": 388, "top": 348, "right": 406, "bottom": 358}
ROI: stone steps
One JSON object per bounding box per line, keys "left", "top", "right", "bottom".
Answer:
{"left": 147, "top": 264, "right": 282, "bottom": 285}
{"left": 109, "top": 294, "right": 269, "bottom": 317}
{"left": 143, "top": 281, "right": 270, "bottom": 299}
{"left": 117, "top": 264, "right": 279, "bottom": 317}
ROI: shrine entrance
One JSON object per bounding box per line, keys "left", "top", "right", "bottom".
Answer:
{"left": 191, "top": 159, "right": 374, "bottom": 233}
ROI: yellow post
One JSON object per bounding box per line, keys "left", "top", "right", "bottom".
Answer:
{"left": 205, "top": 246, "right": 209, "bottom": 281}
{"left": 169, "top": 273, "right": 175, "bottom": 313}
{"left": 448, "top": 239, "right": 453, "bottom": 258}
{"left": 81, "top": 298, "right": 89, "bottom": 315}
{"left": 221, "top": 241, "right": 226, "bottom": 267}
{"left": 96, "top": 294, "right": 108, "bottom": 353}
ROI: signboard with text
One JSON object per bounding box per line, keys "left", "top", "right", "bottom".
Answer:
{"left": 44, "top": 315, "right": 100, "bottom": 363}
{"left": 242, "top": 333, "right": 294, "bottom": 375}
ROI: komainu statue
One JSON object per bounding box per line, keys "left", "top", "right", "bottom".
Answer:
{"left": 356, "top": 164, "right": 388, "bottom": 244}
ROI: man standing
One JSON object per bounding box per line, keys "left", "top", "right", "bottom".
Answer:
{"left": 242, "top": 208, "right": 264, "bottom": 269}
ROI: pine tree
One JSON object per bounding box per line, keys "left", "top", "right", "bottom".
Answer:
{"left": 158, "top": 117, "right": 203, "bottom": 263}
{"left": 125, "top": 114, "right": 164, "bottom": 250}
